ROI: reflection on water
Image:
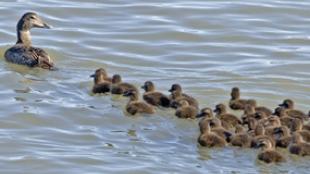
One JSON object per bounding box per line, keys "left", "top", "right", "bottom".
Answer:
{"left": 0, "top": 0, "right": 309, "bottom": 173}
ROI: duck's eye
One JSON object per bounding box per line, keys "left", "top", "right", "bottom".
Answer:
{"left": 30, "top": 16, "right": 36, "bottom": 19}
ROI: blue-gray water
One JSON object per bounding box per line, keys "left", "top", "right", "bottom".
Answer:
{"left": 0, "top": 0, "right": 309, "bottom": 173}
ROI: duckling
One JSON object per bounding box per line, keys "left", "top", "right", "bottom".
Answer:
{"left": 198, "top": 122, "right": 227, "bottom": 148}
{"left": 90, "top": 68, "right": 112, "bottom": 83}
{"left": 229, "top": 87, "right": 255, "bottom": 110}
{"left": 197, "top": 107, "right": 214, "bottom": 119}
{"left": 214, "top": 103, "right": 242, "bottom": 127}
{"left": 175, "top": 100, "right": 198, "bottom": 119}
{"left": 303, "top": 122, "right": 310, "bottom": 131}
{"left": 111, "top": 74, "right": 138, "bottom": 95}
{"left": 90, "top": 68, "right": 111, "bottom": 94}
{"left": 123, "top": 90, "right": 155, "bottom": 115}
{"left": 230, "top": 124, "right": 252, "bottom": 148}
{"left": 291, "top": 118, "right": 310, "bottom": 142}
{"left": 141, "top": 81, "right": 170, "bottom": 107}
{"left": 289, "top": 132, "right": 310, "bottom": 156}
{"left": 198, "top": 108, "right": 220, "bottom": 130}
{"left": 274, "top": 126, "right": 291, "bottom": 148}
{"left": 168, "top": 84, "right": 199, "bottom": 109}
{"left": 250, "top": 121, "right": 275, "bottom": 148}
{"left": 5, "top": 12, "right": 55, "bottom": 69}
{"left": 265, "top": 116, "right": 282, "bottom": 137}
{"left": 273, "top": 107, "right": 294, "bottom": 129}
{"left": 249, "top": 100, "right": 273, "bottom": 117}
{"left": 208, "top": 119, "right": 233, "bottom": 142}
{"left": 279, "top": 99, "right": 308, "bottom": 121}
{"left": 241, "top": 104, "right": 256, "bottom": 125}
{"left": 256, "top": 138, "right": 286, "bottom": 163}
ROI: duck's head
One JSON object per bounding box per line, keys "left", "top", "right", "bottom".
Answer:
{"left": 231, "top": 87, "right": 240, "bottom": 100}
{"left": 279, "top": 99, "right": 294, "bottom": 109}
{"left": 214, "top": 103, "right": 226, "bottom": 115}
{"left": 112, "top": 74, "right": 122, "bottom": 84}
{"left": 197, "top": 107, "right": 213, "bottom": 118}
{"left": 141, "top": 81, "right": 155, "bottom": 92}
{"left": 90, "top": 68, "right": 108, "bottom": 84}
{"left": 17, "top": 12, "right": 51, "bottom": 31}
{"left": 168, "top": 84, "right": 182, "bottom": 93}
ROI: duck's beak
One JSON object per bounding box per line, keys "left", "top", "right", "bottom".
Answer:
{"left": 33, "top": 17, "right": 52, "bottom": 29}
{"left": 90, "top": 74, "right": 95, "bottom": 78}
{"left": 141, "top": 85, "right": 145, "bottom": 90}
{"left": 278, "top": 103, "right": 285, "bottom": 107}
{"left": 168, "top": 88, "right": 173, "bottom": 92}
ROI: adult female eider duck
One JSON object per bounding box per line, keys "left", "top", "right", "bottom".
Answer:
{"left": 4, "top": 12, "right": 55, "bottom": 69}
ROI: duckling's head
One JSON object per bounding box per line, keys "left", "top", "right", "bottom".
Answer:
{"left": 267, "top": 116, "right": 281, "bottom": 127}
{"left": 235, "top": 124, "right": 245, "bottom": 134}
{"left": 141, "top": 81, "right": 155, "bottom": 92}
{"left": 209, "top": 118, "right": 222, "bottom": 128}
{"left": 254, "top": 111, "right": 267, "bottom": 121}
{"left": 248, "top": 117, "right": 258, "bottom": 131}
{"left": 178, "top": 100, "right": 190, "bottom": 107}
{"left": 254, "top": 123, "right": 265, "bottom": 136}
{"left": 197, "top": 107, "right": 213, "bottom": 118}
{"left": 214, "top": 103, "right": 226, "bottom": 115}
{"left": 123, "top": 90, "right": 139, "bottom": 100}
{"left": 279, "top": 99, "right": 294, "bottom": 109}
{"left": 112, "top": 74, "right": 122, "bottom": 84}
{"left": 291, "top": 132, "right": 304, "bottom": 144}
{"left": 256, "top": 138, "right": 274, "bottom": 150}
{"left": 244, "top": 104, "right": 255, "bottom": 115}
{"left": 90, "top": 68, "right": 108, "bottom": 84}
{"left": 273, "top": 107, "right": 287, "bottom": 117}
{"left": 17, "top": 12, "right": 51, "bottom": 31}
{"left": 247, "top": 99, "right": 257, "bottom": 107}
{"left": 231, "top": 87, "right": 240, "bottom": 100}
{"left": 273, "top": 126, "right": 290, "bottom": 137}
{"left": 290, "top": 118, "right": 303, "bottom": 132}
{"left": 168, "top": 84, "right": 182, "bottom": 93}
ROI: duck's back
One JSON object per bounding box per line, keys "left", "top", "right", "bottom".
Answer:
{"left": 5, "top": 44, "right": 53, "bottom": 69}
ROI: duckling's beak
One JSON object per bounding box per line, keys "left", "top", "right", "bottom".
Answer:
{"left": 273, "top": 127, "right": 282, "bottom": 134}
{"left": 213, "top": 108, "right": 219, "bottom": 113}
{"left": 255, "top": 142, "right": 264, "bottom": 149}
{"left": 123, "top": 91, "right": 131, "bottom": 97}
{"left": 196, "top": 113, "right": 205, "bottom": 118}
{"left": 168, "top": 88, "right": 173, "bottom": 92}
{"left": 90, "top": 74, "right": 95, "bottom": 78}
{"left": 141, "top": 85, "right": 145, "bottom": 90}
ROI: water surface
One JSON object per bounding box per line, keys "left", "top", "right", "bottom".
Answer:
{"left": 0, "top": 0, "right": 309, "bottom": 173}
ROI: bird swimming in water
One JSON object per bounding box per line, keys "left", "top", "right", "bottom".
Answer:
{"left": 4, "top": 12, "right": 55, "bottom": 70}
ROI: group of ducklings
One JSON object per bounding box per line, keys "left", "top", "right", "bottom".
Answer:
{"left": 91, "top": 68, "right": 310, "bottom": 164}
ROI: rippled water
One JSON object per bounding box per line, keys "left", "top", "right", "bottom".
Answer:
{"left": 0, "top": 0, "right": 309, "bottom": 173}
